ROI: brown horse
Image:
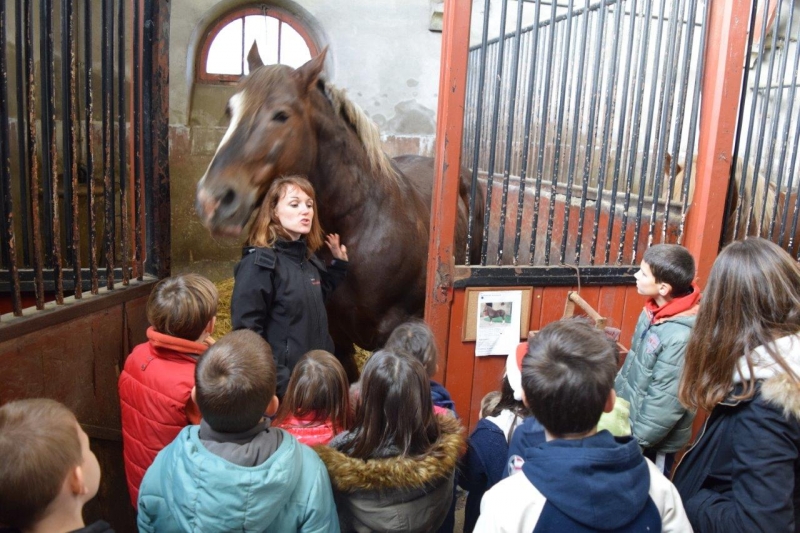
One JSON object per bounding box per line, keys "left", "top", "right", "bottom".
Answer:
{"left": 481, "top": 304, "right": 506, "bottom": 320}
{"left": 195, "top": 46, "right": 483, "bottom": 378}
{"left": 670, "top": 154, "right": 779, "bottom": 244}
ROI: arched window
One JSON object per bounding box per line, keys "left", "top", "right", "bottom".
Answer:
{"left": 198, "top": 6, "right": 319, "bottom": 83}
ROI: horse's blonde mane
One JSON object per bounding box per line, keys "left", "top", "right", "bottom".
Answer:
{"left": 323, "top": 83, "right": 399, "bottom": 182}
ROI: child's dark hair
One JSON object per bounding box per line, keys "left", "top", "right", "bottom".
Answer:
{"left": 339, "top": 350, "right": 440, "bottom": 459}
{"left": 484, "top": 376, "right": 532, "bottom": 440}
{"left": 486, "top": 376, "right": 532, "bottom": 420}
{"left": 274, "top": 350, "right": 351, "bottom": 433}
{"left": 642, "top": 244, "right": 696, "bottom": 297}
{"left": 522, "top": 319, "right": 617, "bottom": 437}
{"left": 195, "top": 330, "right": 275, "bottom": 433}
{"left": 384, "top": 320, "right": 438, "bottom": 377}
{"left": 147, "top": 273, "right": 218, "bottom": 340}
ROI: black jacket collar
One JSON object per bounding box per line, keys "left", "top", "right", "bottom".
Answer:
{"left": 274, "top": 238, "right": 309, "bottom": 261}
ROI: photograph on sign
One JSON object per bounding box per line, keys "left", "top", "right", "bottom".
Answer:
{"left": 475, "top": 290, "right": 522, "bottom": 356}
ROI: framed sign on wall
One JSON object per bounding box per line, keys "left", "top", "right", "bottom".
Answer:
{"left": 461, "top": 287, "right": 533, "bottom": 352}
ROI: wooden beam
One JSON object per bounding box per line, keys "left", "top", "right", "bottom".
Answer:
{"left": 684, "top": 0, "right": 751, "bottom": 285}
{"left": 425, "top": 0, "right": 472, "bottom": 381}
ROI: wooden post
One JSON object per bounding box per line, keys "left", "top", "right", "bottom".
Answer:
{"left": 684, "top": 0, "right": 751, "bottom": 284}
{"left": 425, "top": 0, "right": 472, "bottom": 380}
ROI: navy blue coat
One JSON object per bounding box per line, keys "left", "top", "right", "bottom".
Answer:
{"left": 673, "top": 375, "right": 800, "bottom": 532}
{"left": 459, "top": 417, "right": 513, "bottom": 532}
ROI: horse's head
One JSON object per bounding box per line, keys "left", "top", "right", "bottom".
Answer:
{"left": 195, "top": 44, "right": 328, "bottom": 236}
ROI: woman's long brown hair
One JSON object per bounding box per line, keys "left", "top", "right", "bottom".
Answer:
{"left": 679, "top": 238, "right": 800, "bottom": 412}
{"left": 247, "top": 176, "right": 325, "bottom": 252}
{"left": 274, "top": 350, "right": 351, "bottom": 433}
{"left": 339, "top": 350, "right": 440, "bottom": 460}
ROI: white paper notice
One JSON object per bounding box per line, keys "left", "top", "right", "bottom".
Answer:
{"left": 475, "top": 290, "right": 523, "bottom": 356}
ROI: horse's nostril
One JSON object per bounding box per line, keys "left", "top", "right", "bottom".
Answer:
{"left": 220, "top": 188, "right": 237, "bottom": 208}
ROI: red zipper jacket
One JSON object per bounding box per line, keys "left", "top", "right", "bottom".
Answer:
{"left": 118, "top": 327, "right": 207, "bottom": 507}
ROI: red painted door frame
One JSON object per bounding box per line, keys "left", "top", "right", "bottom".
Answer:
{"left": 684, "top": 0, "right": 752, "bottom": 283}
{"left": 425, "top": 0, "right": 472, "bottom": 381}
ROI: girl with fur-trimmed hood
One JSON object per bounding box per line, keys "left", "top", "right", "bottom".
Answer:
{"left": 673, "top": 238, "right": 800, "bottom": 533}
{"left": 315, "top": 350, "right": 465, "bottom": 533}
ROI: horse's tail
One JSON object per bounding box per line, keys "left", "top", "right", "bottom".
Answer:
{"left": 464, "top": 169, "right": 485, "bottom": 265}
{"left": 730, "top": 158, "right": 777, "bottom": 239}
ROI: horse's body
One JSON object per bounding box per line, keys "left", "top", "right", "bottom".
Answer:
{"left": 196, "top": 48, "right": 483, "bottom": 377}
{"left": 671, "top": 155, "right": 778, "bottom": 244}
{"left": 482, "top": 305, "right": 505, "bottom": 320}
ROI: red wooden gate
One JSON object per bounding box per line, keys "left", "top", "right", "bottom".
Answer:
{"left": 427, "top": 0, "right": 752, "bottom": 430}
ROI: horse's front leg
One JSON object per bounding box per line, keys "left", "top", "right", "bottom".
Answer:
{"left": 328, "top": 321, "right": 360, "bottom": 384}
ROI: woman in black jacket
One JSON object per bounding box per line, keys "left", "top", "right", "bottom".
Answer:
{"left": 231, "top": 176, "right": 348, "bottom": 397}
{"left": 673, "top": 238, "right": 800, "bottom": 533}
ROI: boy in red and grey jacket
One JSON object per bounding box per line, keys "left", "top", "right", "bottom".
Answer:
{"left": 118, "top": 273, "right": 218, "bottom": 507}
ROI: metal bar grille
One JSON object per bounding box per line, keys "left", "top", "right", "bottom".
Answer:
{"left": 726, "top": 0, "right": 800, "bottom": 258}
{"left": 462, "top": 0, "right": 708, "bottom": 271}
{"left": 0, "top": 0, "right": 165, "bottom": 320}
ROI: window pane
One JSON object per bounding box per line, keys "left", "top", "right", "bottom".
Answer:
{"left": 280, "top": 23, "right": 312, "bottom": 68}
{"left": 243, "top": 15, "right": 280, "bottom": 74}
{"left": 206, "top": 18, "right": 243, "bottom": 75}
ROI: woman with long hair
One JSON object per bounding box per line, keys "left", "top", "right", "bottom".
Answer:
{"left": 231, "top": 176, "right": 348, "bottom": 397}
{"left": 315, "top": 350, "right": 464, "bottom": 533}
{"left": 673, "top": 238, "right": 800, "bottom": 532}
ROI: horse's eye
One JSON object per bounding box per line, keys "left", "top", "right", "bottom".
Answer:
{"left": 272, "top": 111, "right": 289, "bottom": 123}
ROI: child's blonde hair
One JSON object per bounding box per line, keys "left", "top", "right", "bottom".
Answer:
{"left": 147, "top": 273, "right": 218, "bottom": 340}
{"left": 0, "top": 399, "right": 82, "bottom": 530}
{"left": 275, "top": 350, "right": 351, "bottom": 434}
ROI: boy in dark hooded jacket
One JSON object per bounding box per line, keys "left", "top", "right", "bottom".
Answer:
{"left": 475, "top": 320, "right": 690, "bottom": 532}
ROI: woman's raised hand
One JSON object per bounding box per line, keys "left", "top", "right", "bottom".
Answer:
{"left": 325, "top": 233, "right": 348, "bottom": 261}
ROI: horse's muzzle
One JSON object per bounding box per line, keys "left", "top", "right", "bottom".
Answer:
{"left": 195, "top": 184, "right": 251, "bottom": 236}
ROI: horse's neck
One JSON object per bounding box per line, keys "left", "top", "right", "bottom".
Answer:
{"left": 308, "top": 109, "right": 394, "bottom": 234}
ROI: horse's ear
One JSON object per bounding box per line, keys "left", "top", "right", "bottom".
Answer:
{"left": 247, "top": 41, "right": 264, "bottom": 73}
{"left": 663, "top": 153, "right": 672, "bottom": 175}
{"left": 293, "top": 46, "right": 328, "bottom": 94}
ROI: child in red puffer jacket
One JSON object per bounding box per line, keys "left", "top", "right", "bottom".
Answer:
{"left": 118, "top": 274, "right": 218, "bottom": 507}
{"left": 274, "top": 350, "right": 351, "bottom": 445}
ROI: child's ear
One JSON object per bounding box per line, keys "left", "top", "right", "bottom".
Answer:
{"left": 67, "top": 465, "right": 84, "bottom": 496}
{"left": 521, "top": 390, "right": 530, "bottom": 408}
{"left": 191, "top": 386, "right": 197, "bottom": 405}
{"left": 603, "top": 389, "right": 617, "bottom": 414}
{"left": 266, "top": 395, "right": 279, "bottom": 417}
{"left": 658, "top": 282, "right": 672, "bottom": 297}
{"left": 205, "top": 316, "right": 217, "bottom": 335}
